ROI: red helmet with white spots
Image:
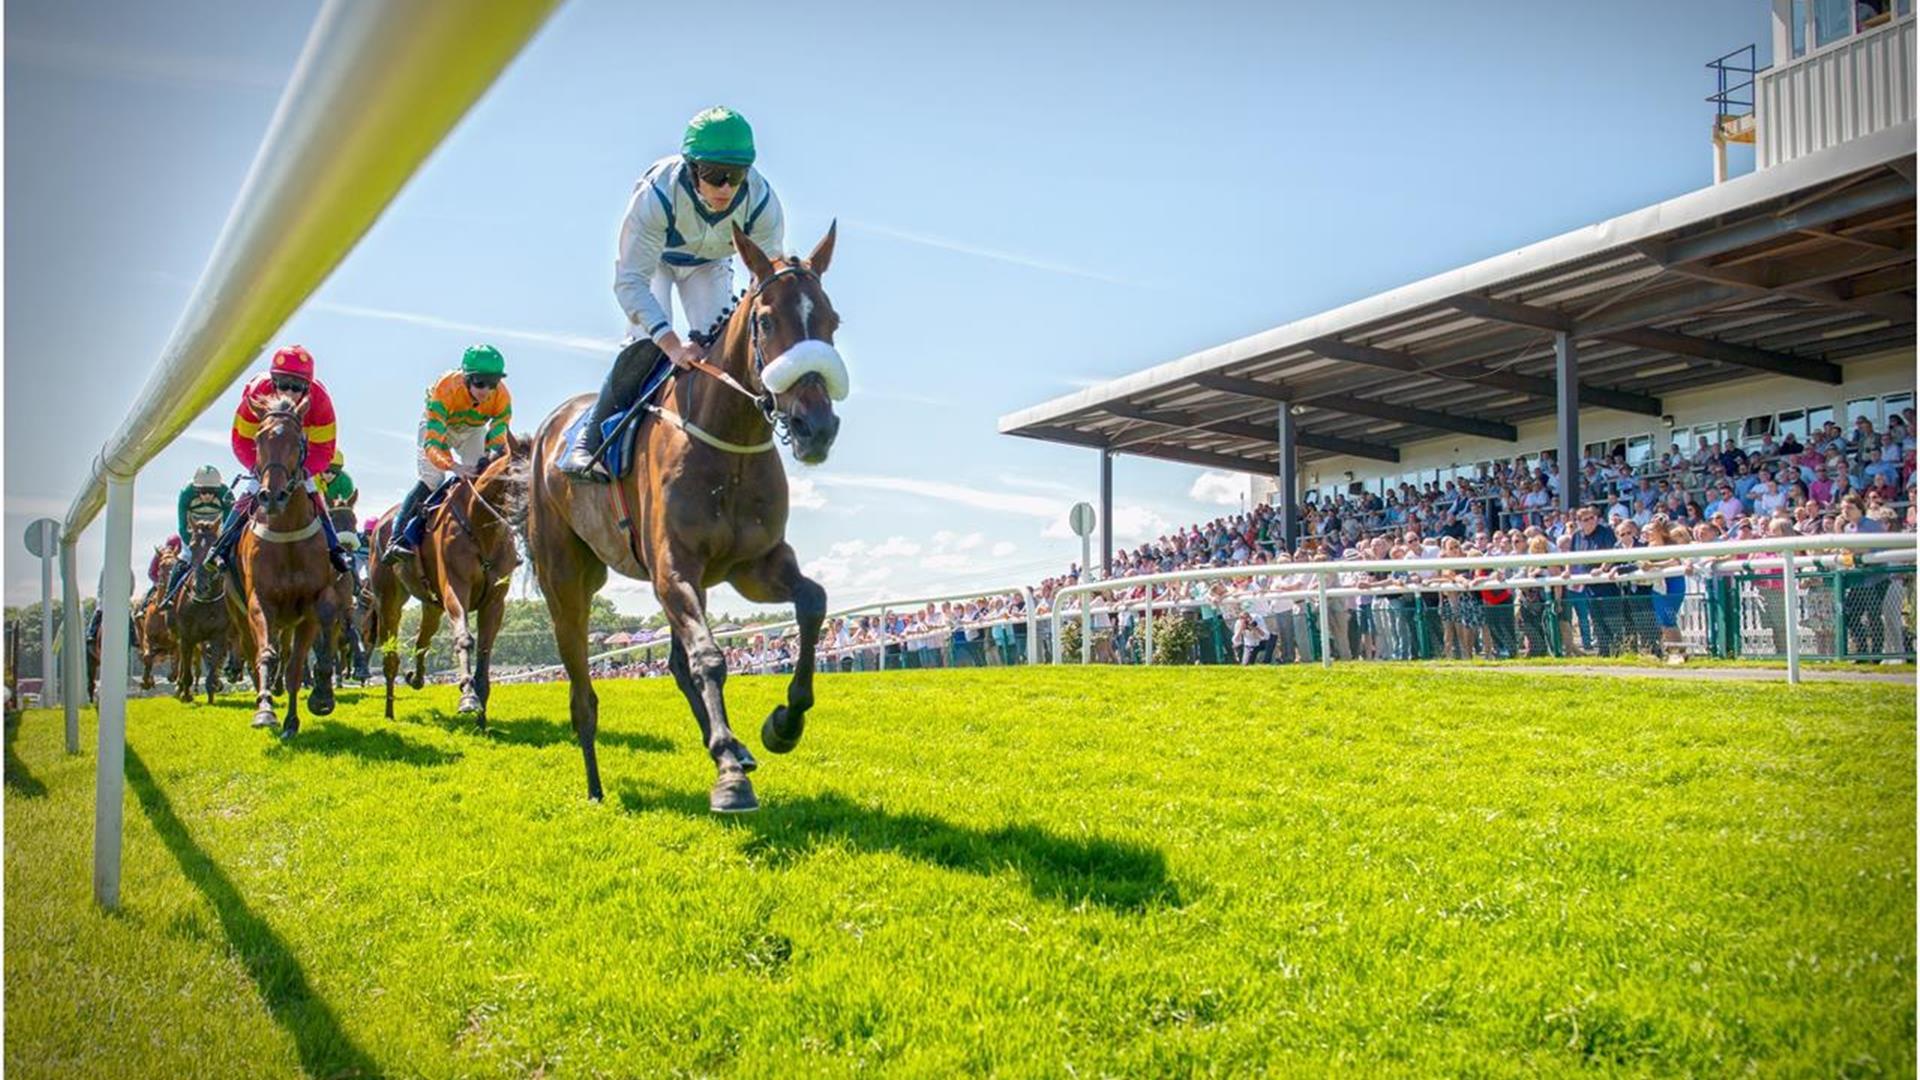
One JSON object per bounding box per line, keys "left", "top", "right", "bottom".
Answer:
{"left": 270, "top": 345, "right": 315, "bottom": 381}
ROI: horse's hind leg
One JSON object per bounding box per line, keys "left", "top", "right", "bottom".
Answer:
{"left": 530, "top": 506, "right": 607, "bottom": 801}
{"left": 653, "top": 547, "right": 755, "bottom": 813}
{"left": 408, "top": 605, "right": 441, "bottom": 692}
{"left": 729, "top": 543, "right": 825, "bottom": 755}
{"left": 307, "top": 597, "right": 337, "bottom": 718}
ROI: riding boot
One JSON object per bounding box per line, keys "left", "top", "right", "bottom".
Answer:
{"left": 207, "top": 496, "right": 255, "bottom": 570}
{"left": 559, "top": 340, "right": 661, "bottom": 482}
{"left": 160, "top": 559, "right": 192, "bottom": 608}
{"left": 384, "top": 482, "right": 431, "bottom": 562}
{"left": 311, "top": 490, "right": 353, "bottom": 574}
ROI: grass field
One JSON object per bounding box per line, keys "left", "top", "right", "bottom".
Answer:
{"left": 5, "top": 667, "right": 1914, "bottom": 1077}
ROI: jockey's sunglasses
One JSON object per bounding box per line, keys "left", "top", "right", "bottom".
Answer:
{"left": 465, "top": 376, "right": 500, "bottom": 391}
{"left": 693, "top": 163, "right": 745, "bottom": 188}
{"left": 271, "top": 374, "right": 310, "bottom": 393}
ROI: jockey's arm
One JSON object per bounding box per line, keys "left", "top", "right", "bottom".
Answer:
{"left": 612, "top": 181, "right": 675, "bottom": 347}
{"left": 299, "top": 383, "right": 338, "bottom": 479}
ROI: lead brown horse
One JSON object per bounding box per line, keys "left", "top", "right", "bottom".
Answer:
{"left": 369, "top": 436, "right": 530, "bottom": 727}
{"left": 230, "top": 393, "right": 341, "bottom": 737}
{"left": 530, "top": 224, "right": 846, "bottom": 812}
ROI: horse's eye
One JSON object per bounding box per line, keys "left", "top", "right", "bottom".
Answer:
{"left": 757, "top": 313, "right": 774, "bottom": 334}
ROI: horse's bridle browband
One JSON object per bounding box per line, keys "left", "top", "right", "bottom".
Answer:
{"left": 253, "top": 402, "right": 309, "bottom": 506}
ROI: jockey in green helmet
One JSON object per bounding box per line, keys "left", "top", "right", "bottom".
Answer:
{"left": 560, "top": 106, "right": 785, "bottom": 480}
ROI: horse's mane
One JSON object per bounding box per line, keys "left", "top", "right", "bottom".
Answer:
{"left": 476, "top": 434, "right": 533, "bottom": 541}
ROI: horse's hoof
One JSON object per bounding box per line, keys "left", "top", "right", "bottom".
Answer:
{"left": 309, "top": 696, "right": 334, "bottom": 718}
{"left": 250, "top": 710, "right": 276, "bottom": 729}
{"left": 456, "top": 692, "right": 481, "bottom": 716}
{"left": 709, "top": 769, "right": 759, "bottom": 814}
{"left": 280, "top": 725, "right": 298, "bottom": 742}
{"left": 761, "top": 705, "right": 804, "bottom": 755}
{"left": 406, "top": 673, "right": 424, "bottom": 691}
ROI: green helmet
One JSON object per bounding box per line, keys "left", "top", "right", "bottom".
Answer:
{"left": 461, "top": 344, "right": 506, "bottom": 378}
{"left": 681, "top": 106, "right": 755, "bottom": 166}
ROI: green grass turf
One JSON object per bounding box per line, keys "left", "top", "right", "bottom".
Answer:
{"left": 6, "top": 667, "right": 1913, "bottom": 1077}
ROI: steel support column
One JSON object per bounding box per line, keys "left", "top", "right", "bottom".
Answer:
{"left": 1099, "top": 449, "right": 1113, "bottom": 579}
{"left": 1555, "top": 331, "right": 1580, "bottom": 512}
{"left": 1277, "top": 403, "right": 1300, "bottom": 551}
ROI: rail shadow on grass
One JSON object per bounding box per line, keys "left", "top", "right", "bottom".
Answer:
{"left": 4, "top": 710, "right": 46, "bottom": 798}
{"left": 272, "top": 721, "right": 459, "bottom": 767}
{"left": 618, "top": 786, "right": 1184, "bottom": 912}
{"left": 126, "top": 746, "right": 381, "bottom": 1078}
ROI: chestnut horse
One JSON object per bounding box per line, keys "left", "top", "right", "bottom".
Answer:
{"left": 369, "top": 436, "right": 530, "bottom": 727}
{"left": 135, "top": 551, "right": 178, "bottom": 690}
{"left": 169, "top": 521, "right": 232, "bottom": 704}
{"left": 530, "top": 225, "right": 845, "bottom": 812}
{"left": 229, "top": 393, "right": 341, "bottom": 737}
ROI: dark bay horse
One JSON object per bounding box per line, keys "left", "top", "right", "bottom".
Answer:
{"left": 170, "top": 522, "right": 232, "bottom": 704}
{"left": 369, "top": 437, "right": 530, "bottom": 727}
{"left": 230, "top": 393, "right": 341, "bottom": 737}
{"left": 530, "top": 224, "right": 845, "bottom": 812}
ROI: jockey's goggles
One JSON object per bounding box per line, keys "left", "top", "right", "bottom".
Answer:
{"left": 693, "top": 162, "right": 746, "bottom": 188}
{"left": 271, "top": 374, "right": 310, "bottom": 394}
{"left": 465, "top": 375, "right": 500, "bottom": 391}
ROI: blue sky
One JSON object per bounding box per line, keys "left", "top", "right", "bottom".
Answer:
{"left": 4, "top": 0, "right": 1763, "bottom": 614}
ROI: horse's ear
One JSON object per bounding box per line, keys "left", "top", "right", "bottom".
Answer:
{"left": 732, "top": 224, "right": 776, "bottom": 281}
{"left": 807, "top": 220, "right": 837, "bottom": 276}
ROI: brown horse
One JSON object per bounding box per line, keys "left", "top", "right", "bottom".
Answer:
{"left": 369, "top": 437, "right": 530, "bottom": 726}
{"left": 230, "top": 393, "right": 341, "bottom": 737}
{"left": 530, "top": 224, "right": 845, "bottom": 812}
{"left": 135, "top": 551, "right": 178, "bottom": 690}
{"left": 169, "top": 522, "right": 232, "bottom": 704}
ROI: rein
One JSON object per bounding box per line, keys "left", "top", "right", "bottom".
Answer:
{"left": 655, "top": 263, "right": 819, "bottom": 454}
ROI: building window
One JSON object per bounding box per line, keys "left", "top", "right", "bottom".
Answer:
{"left": 1793, "top": 0, "right": 1810, "bottom": 55}
{"left": 1814, "top": 0, "right": 1853, "bottom": 46}
{"left": 1807, "top": 405, "right": 1835, "bottom": 433}
{"left": 1777, "top": 409, "right": 1808, "bottom": 442}
{"left": 1847, "top": 396, "right": 1880, "bottom": 426}
{"left": 1626, "top": 434, "right": 1653, "bottom": 466}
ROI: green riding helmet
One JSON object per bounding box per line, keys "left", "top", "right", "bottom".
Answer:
{"left": 681, "top": 106, "right": 755, "bottom": 166}
{"left": 461, "top": 344, "right": 506, "bottom": 378}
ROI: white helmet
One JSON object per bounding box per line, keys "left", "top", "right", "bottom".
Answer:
{"left": 193, "top": 465, "right": 224, "bottom": 488}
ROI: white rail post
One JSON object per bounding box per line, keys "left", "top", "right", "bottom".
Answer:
{"left": 1316, "top": 572, "right": 1333, "bottom": 669}
{"left": 35, "top": 525, "right": 57, "bottom": 707}
{"left": 1080, "top": 593, "right": 1091, "bottom": 665}
{"left": 94, "top": 477, "right": 135, "bottom": 909}
{"left": 1050, "top": 605, "right": 1063, "bottom": 666}
{"left": 1143, "top": 589, "right": 1155, "bottom": 666}
{"left": 59, "top": 539, "right": 83, "bottom": 754}
{"left": 1023, "top": 588, "right": 1037, "bottom": 666}
{"left": 878, "top": 607, "right": 889, "bottom": 670}
{"left": 1782, "top": 548, "right": 1801, "bottom": 685}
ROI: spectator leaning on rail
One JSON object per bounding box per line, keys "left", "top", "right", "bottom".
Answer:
{"left": 386, "top": 346, "right": 512, "bottom": 561}
{"left": 160, "top": 464, "right": 235, "bottom": 605}
{"left": 205, "top": 345, "right": 352, "bottom": 575}
{"left": 562, "top": 105, "right": 786, "bottom": 480}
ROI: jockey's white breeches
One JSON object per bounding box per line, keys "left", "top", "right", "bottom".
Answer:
{"left": 625, "top": 259, "right": 736, "bottom": 346}
{"left": 417, "top": 421, "right": 489, "bottom": 488}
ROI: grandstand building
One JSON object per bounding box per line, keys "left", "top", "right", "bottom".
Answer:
{"left": 1001, "top": 1, "right": 1915, "bottom": 574}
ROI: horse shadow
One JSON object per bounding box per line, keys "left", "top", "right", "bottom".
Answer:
{"left": 483, "top": 714, "right": 674, "bottom": 754}
{"left": 4, "top": 710, "right": 46, "bottom": 798}
{"left": 125, "top": 746, "right": 381, "bottom": 1078}
{"left": 617, "top": 786, "right": 1184, "bottom": 913}
{"left": 273, "top": 722, "right": 460, "bottom": 767}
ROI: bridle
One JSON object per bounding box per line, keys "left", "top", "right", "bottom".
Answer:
{"left": 673, "top": 262, "right": 823, "bottom": 451}
{"left": 253, "top": 401, "right": 309, "bottom": 511}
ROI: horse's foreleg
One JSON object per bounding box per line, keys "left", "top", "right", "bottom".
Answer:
{"left": 472, "top": 594, "right": 505, "bottom": 730}
{"left": 440, "top": 575, "right": 479, "bottom": 717}
{"left": 283, "top": 616, "right": 315, "bottom": 740}
{"left": 248, "top": 595, "right": 277, "bottom": 729}
{"left": 728, "top": 543, "right": 824, "bottom": 755}
{"left": 531, "top": 506, "right": 607, "bottom": 801}
{"left": 308, "top": 596, "right": 336, "bottom": 718}
{"left": 653, "top": 549, "right": 755, "bottom": 814}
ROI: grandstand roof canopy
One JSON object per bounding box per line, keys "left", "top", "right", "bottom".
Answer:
{"left": 999, "top": 123, "right": 1917, "bottom": 474}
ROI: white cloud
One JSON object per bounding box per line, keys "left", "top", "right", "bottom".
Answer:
{"left": 306, "top": 299, "right": 619, "bottom": 358}
{"left": 788, "top": 476, "right": 826, "bottom": 510}
{"left": 854, "top": 567, "right": 894, "bottom": 586}
{"left": 919, "top": 553, "right": 978, "bottom": 572}
{"left": 843, "top": 219, "right": 1146, "bottom": 287}
{"left": 813, "top": 473, "right": 1062, "bottom": 520}
{"left": 996, "top": 473, "right": 1080, "bottom": 496}
{"left": 930, "top": 530, "right": 983, "bottom": 553}
{"left": 870, "top": 535, "right": 922, "bottom": 558}
{"left": 1189, "top": 470, "right": 1246, "bottom": 507}
{"left": 1040, "top": 502, "right": 1169, "bottom": 543}
{"left": 991, "top": 541, "right": 1017, "bottom": 557}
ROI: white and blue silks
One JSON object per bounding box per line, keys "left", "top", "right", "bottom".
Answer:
{"left": 613, "top": 155, "right": 785, "bottom": 347}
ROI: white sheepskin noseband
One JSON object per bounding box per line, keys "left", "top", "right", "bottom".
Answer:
{"left": 760, "top": 339, "right": 849, "bottom": 400}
